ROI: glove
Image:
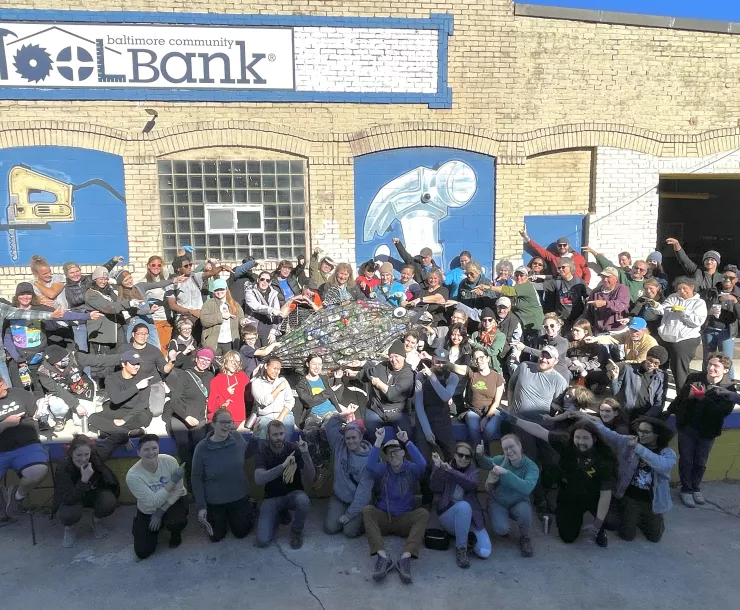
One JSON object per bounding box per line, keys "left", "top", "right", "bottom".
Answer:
{"left": 149, "top": 509, "right": 164, "bottom": 531}
{"left": 181, "top": 245, "right": 194, "bottom": 253}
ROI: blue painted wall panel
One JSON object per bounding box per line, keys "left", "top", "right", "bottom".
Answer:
{"left": 354, "top": 148, "right": 495, "bottom": 274}
{"left": 522, "top": 214, "right": 585, "bottom": 263}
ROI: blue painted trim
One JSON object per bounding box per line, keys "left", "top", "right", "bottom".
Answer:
{"left": 0, "top": 9, "right": 454, "bottom": 108}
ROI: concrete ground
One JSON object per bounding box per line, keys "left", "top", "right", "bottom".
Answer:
{"left": 2, "top": 482, "right": 739, "bottom": 610}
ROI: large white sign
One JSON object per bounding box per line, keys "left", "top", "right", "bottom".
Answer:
{"left": 0, "top": 24, "right": 295, "bottom": 89}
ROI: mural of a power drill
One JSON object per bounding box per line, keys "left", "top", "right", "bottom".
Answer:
{"left": 0, "top": 165, "right": 126, "bottom": 261}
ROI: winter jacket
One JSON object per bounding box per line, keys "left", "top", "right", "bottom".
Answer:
{"left": 592, "top": 420, "right": 675, "bottom": 514}
{"left": 496, "top": 311, "right": 522, "bottom": 360}
{"left": 271, "top": 272, "right": 304, "bottom": 306}
{"left": 499, "top": 281, "right": 544, "bottom": 331}
{"left": 200, "top": 297, "right": 245, "bottom": 350}
{"left": 525, "top": 238, "right": 591, "bottom": 284}
{"left": 657, "top": 293, "right": 707, "bottom": 343}
{"left": 675, "top": 248, "right": 723, "bottom": 303}
{"left": 84, "top": 287, "right": 135, "bottom": 345}
{"left": 458, "top": 275, "right": 494, "bottom": 309}
{"left": 587, "top": 283, "right": 630, "bottom": 333}
{"left": 64, "top": 257, "right": 120, "bottom": 312}
{"left": 394, "top": 241, "right": 440, "bottom": 290}
{"left": 476, "top": 454, "right": 539, "bottom": 508}
{"left": 667, "top": 372, "right": 739, "bottom": 439}
{"left": 542, "top": 275, "right": 590, "bottom": 325}
{"left": 595, "top": 329, "right": 658, "bottom": 364}
{"left": 324, "top": 415, "right": 374, "bottom": 521}
{"left": 165, "top": 367, "right": 214, "bottom": 422}
{"left": 191, "top": 431, "right": 258, "bottom": 510}
{"left": 612, "top": 363, "right": 667, "bottom": 420}
{"left": 359, "top": 360, "right": 415, "bottom": 418}
{"left": 308, "top": 251, "right": 332, "bottom": 287}
{"left": 366, "top": 441, "right": 426, "bottom": 516}
{"left": 295, "top": 374, "right": 343, "bottom": 427}
{"left": 704, "top": 284, "right": 740, "bottom": 336}
{"left": 431, "top": 461, "right": 486, "bottom": 531}
{"left": 52, "top": 458, "right": 120, "bottom": 515}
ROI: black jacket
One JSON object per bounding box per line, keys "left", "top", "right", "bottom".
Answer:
{"left": 705, "top": 284, "right": 740, "bottom": 336}
{"left": 394, "top": 241, "right": 440, "bottom": 290}
{"left": 165, "top": 367, "right": 215, "bottom": 422}
{"left": 542, "top": 276, "right": 590, "bottom": 325}
{"left": 52, "top": 458, "right": 120, "bottom": 515}
{"left": 497, "top": 311, "right": 522, "bottom": 360}
{"left": 668, "top": 371, "right": 737, "bottom": 439}
{"left": 295, "top": 374, "right": 344, "bottom": 427}
{"left": 359, "top": 360, "right": 415, "bottom": 418}
{"left": 676, "top": 248, "right": 723, "bottom": 304}
{"left": 271, "top": 272, "right": 304, "bottom": 306}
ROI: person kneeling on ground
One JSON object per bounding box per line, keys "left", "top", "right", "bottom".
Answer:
{"left": 254, "top": 420, "right": 315, "bottom": 549}
{"left": 192, "top": 408, "right": 259, "bottom": 542}
{"left": 125, "top": 434, "right": 188, "bottom": 560}
{"left": 0, "top": 378, "right": 50, "bottom": 521}
{"left": 568, "top": 411, "right": 675, "bottom": 543}
{"left": 323, "top": 413, "right": 374, "bottom": 538}
{"left": 53, "top": 434, "right": 120, "bottom": 548}
{"left": 362, "top": 427, "right": 429, "bottom": 585}
{"left": 499, "top": 410, "right": 615, "bottom": 548}
{"left": 431, "top": 442, "right": 491, "bottom": 569}
{"left": 475, "top": 433, "right": 539, "bottom": 557}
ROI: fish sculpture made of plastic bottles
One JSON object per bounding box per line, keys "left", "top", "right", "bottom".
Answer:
{"left": 271, "top": 300, "right": 424, "bottom": 372}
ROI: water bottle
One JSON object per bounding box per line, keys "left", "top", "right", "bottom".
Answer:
{"left": 81, "top": 415, "right": 89, "bottom": 435}
{"left": 542, "top": 515, "right": 551, "bottom": 535}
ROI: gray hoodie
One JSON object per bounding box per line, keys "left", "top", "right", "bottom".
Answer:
{"left": 191, "top": 431, "right": 258, "bottom": 510}
{"left": 324, "top": 416, "right": 374, "bottom": 520}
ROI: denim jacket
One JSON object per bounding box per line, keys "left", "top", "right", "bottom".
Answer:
{"left": 592, "top": 420, "right": 676, "bottom": 514}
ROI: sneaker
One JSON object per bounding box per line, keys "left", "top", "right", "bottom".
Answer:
{"left": 53, "top": 419, "right": 66, "bottom": 433}
{"left": 168, "top": 531, "right": 182, "bottom": 548}
{"left": 92, "top": 517, "right": 109, "bottom": 539}
{"left": 519, "top": 535, "right": 534, "bottom": 558}
{"left": 290, "top": 530, "right": 304, "bottom": 549}
{"left": 595, "top": 530, "right": 608, "bottom": 548}
{"left": 681, "top": 492, "right": 696, "bottom": 508}
{"left": 397, "top": 556, "right": 413, "bottom": 584}
{"left": 692, "top": 491, "right": 706, "bottom": 505}
{"left": 5, "top": 485, "right": 25, "bottom": 520}
{"left": 63, "top": 527, "right": 78, "bottom": 548}
{"left": 279, "top": 509, "right": 293, "bottom": 526}
{"left": 455, "top": 546, "right": 470, "bottom": 569}
{"left": 372, "top": 555, "right": 394, "bottom": 582}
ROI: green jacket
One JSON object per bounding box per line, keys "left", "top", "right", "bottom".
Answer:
{"left": 470, "top": 330, "right": 505, "bottom": 374}
{"left": 499, "top": 282, "right": 544, "bottom": 331}
{"left": 475, "top": 454, "right": 540, "bottom": 508}
{"left": 595, "top": 253, "right": 645, "bottom": 305}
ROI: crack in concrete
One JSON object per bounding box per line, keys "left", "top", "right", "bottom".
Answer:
{"left": 275, "top": 542, "right": 326, "bottom": 610}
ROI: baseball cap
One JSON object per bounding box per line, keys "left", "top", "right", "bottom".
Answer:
{"left": 211, "top": 278, "right": 228, "bottom": 292}
{"left": 15, "top": 281, "right": 34, "bottom": 296}
{"left": 600, "top": 266, "right": 619, "bottom": 278}
{"left": 420, "top": 247, "right": 433, "bottom": 257}
{"left": 121, "top": 350, "right": 142, "bottom": 364}
{"left": 556, "top": 237, "right": 570, "bottom": 246}
{"left": 496, "top": 296, "right": 512, "bottom": 308}
{"left": 514, "top": 266, "right": 529, "bottom": 276}
{"left": 432, "top": 349, "right": 449, "bottom": 363}
{"left": 628, "top": 317, "right": 647, "bottom": 331}
{"left": 541, "top": 345, "right": 559, "bottom": 359}
{"left": 383, "top": 439, "right": 402, "bottom": 453}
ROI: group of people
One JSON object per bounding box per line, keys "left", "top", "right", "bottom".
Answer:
{"left": 0, "top": 234, "right": 737, "bottom": 580}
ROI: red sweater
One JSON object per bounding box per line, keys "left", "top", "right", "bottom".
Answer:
{"left": 207, "top": 371, "right": 250, "bottom": 424}
{"left": 527, "top": 239, "right": 591, "bottom": 284}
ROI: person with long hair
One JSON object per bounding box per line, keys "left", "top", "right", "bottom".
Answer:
{"left": 29, "top": 254, "right": 65, "bottom": 308}
{"left": 207, "top": 350, "right": 250, "bottom": 429}
{"left": 567, "top": 318, "right": 609, "bottom": 387}
{"left": 320, "top": 262, "right": 365, "bottom": 306}
{"left": 407, "top": 269, "right": 450, "bottom": 326}
{"left": 166, "top": 315, "right": 197, "bottom": 369}
{"left": 200, "top": 279, "right": 244, "bottom": 355}
{"left": 431, "top": 442, "right": 491, "bottom": 568}
{"left": 499, "top": 410, "right": 616, "bottom": 547}
{"left": 469, "top": 307, "right": 506, "bottom": 375}
{"left": 52, "top": 434, "right": 120, "bottom": 548}
{"left": 5, "top": 282, "right": 96, "bottom": 398}
{"left": 141, "top": 255, "right": 174, "bottom": 351}
{"left": 251, "top": 356, "right": 296, "bottom": 442}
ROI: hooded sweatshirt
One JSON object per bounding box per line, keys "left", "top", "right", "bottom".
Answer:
{"left": 324, "top": 416, "right": 374, "bottom": 521}
{"left": 366, "top": 441, "right": 426, "bottom": 517}
{"left": 658, "top": 293, "right": 707, "bottom": 343}
{"left": 191, "top": 431, "right": 258, "bottom": 510}
{"left": 476, "top": 453, "right": 540, "bottom": 508}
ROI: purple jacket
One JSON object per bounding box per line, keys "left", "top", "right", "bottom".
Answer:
{"left": 430, "top": 462, "right": 485, "bottom": 530}
{"left": 587, "top": 283, "right": 630, "bottom": 333}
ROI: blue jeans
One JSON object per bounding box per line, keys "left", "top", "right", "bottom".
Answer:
{"left": 256, "top": 413, "right": 295, "bottom": 442}
{"left": 702, "top": 328, "right": 735, "bottom": 378}
{"left": 125, "top": 317, "right": 160, "bottom": 349}
{"left": 463, "top": 411, "right": 501, "bottom": 448}
{"left": 72, "top": 323, "right": 89, "bottom": 352}
{"left": 256, "top": 490, "right": 311, "bottom": 547}
{"left": 0, "top": 358, "right": 10, "bottom": 387}
{"left": 363, "top": 409, "right": 412, "bottom": 442}
{"left": 488, "top": 497, "right": 533, "bottom": 538}
{"left": 437, "top": 501, "right": 491, "bottom": 557}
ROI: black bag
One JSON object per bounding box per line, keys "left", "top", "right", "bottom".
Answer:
{"left": 424, "top": 528, "right": 450, "bottom": 551}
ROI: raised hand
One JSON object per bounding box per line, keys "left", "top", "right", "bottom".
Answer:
{"left": 396, "top": 428, "right": 408, "bottom": 444}
{"left": 297, "top": 438, "right": 309, "bottom": 453}
{"left": 136, "top": 376, "right": 154, "bottom": 390}
{"left": 374, "top": 427, "right": 386, "bottom": 445}
{"left": 431, "top": 452, "right": 441, "bottom": 468}
{"left": 476, "top": 441, "right": 485, "bottom": 456}
{"left": 665, "top": 238, "right": 681, "bottom": 250}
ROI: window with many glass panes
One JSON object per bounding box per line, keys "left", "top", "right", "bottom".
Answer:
{"left": 157, "top": 159, "right": 306, "bottom": 263}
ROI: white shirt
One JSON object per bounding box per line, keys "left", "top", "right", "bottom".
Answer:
{"left": 251, "top": 376, "right": 296, "bottom": 418}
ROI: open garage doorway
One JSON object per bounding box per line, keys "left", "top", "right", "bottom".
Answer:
{"left": 657, "top": 176, "right": 740, "bottom": 279}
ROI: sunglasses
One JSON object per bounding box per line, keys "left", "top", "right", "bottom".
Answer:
{"left": 481, "top": 317, "right": 494, "bottom": 322}
{"left": 543, "top": 323, "right": 558, "bottom": 329}
{"left": 149, "top": 263, "right": 162, "bottom": 268}
{"left": 539, "top": 355, "right": 554, "bottom": 361}
{"left": 181, "top": 263, "right": 192, "bottom": 268}
{"left": 723, "top": 275, "right": 737, "bottom": 280}
{"left": 259, "top": 277, "right": 271, "bottom": 282}
{"left": 556, "top": 243, "right": 568, "bottom": 247}
{"left": 557, "top": 266, "right": 569, "bottom": 270}
{"left": 216, "top": 420, "right": 234, "bottom": 426}
{"left": 455, "top": 452, "right": 472, "bottom": 460}
{"left": 531, "top": 261, "right": 544, "bottom": 266}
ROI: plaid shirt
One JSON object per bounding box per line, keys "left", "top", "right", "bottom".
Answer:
{"left": 0, "top": 302, "right": 57, "bottom": 324}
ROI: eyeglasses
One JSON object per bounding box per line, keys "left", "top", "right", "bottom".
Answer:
{"left": 637, "top": 428, "right": 655, "bottom": 435}
{"left": 531, "top": 261, "right": 544, "bottom": 267}
{"left": 455, "top": 452, "right": 472, "bottom": 460}
{"left": 723, "top": 275, "right": 737, "bottom": 281}
{"left": 181, "top": 263, "right": 192, "bottom": 268}
{"left": 543, "top": 323, "right": 558, "bottom": 329}
{"left": 216, "top": 420, "right": 234, "bottom": 426}
{"left": 259, "top": 277, "right": 270, "bottom": 282}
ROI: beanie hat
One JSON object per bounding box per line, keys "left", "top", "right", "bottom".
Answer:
{"left": 44, "top": 344, "right": 69, "bottom": 365}
{"left": 419, "top": 247, "right": 433, "bottom": 257}
{"left": 196, "top": 348, "right": 215, "bottom": 361}
{"left": 211, "top": 278, "right": 228, "bottom": 292}
{"left": 646, "top": 251, "right": 662, "bottom": 265}
{"left": 647, "top": 346, "right": 669, "bottom": 366}
{"left": 480, "top": 307, "right": 496, "bottom": 320}
{"left": 703, "top": 250, "right": 721, "bottom": 264}
{"left": 62, "top": 261, "right": 80, "bottom": 275}
{"left": 388, "top": 340, "right": 406, "bottom": 358}
{"left": 15, "top": 281, "right": 34, "bottom": 296}
{"left": 379, "top": 262, "right": 394, "bottom": 275}
{"left": 91, "top": 267, "right": 108, "bottom": 281}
